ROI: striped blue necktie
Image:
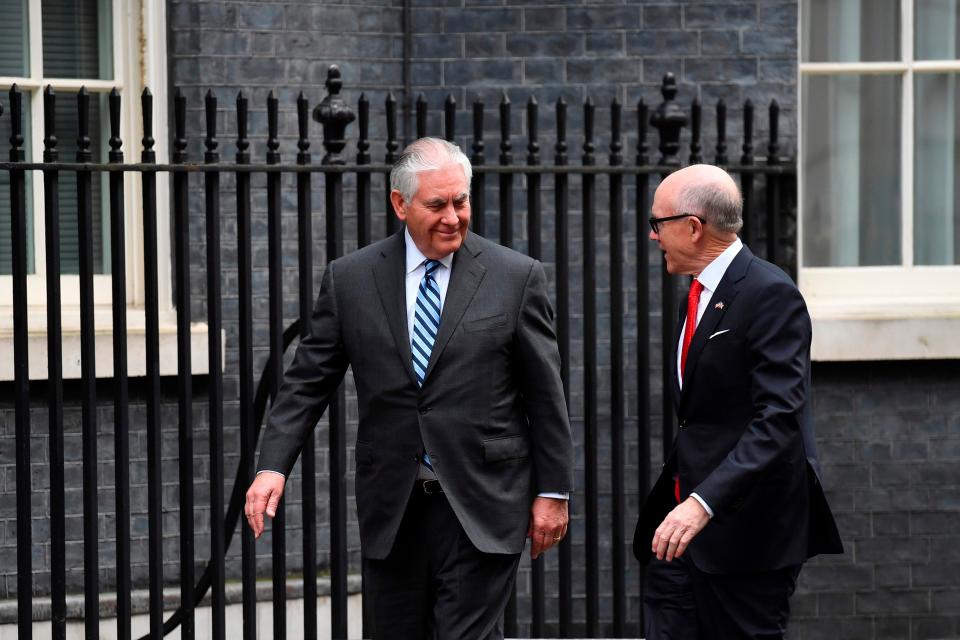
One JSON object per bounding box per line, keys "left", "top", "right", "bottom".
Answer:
{"left": 412, "top": 259, "right": 442, "bottom": 471}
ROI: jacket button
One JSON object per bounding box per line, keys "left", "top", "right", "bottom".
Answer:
{"left": 419, "top": 407, "right": 431, "bottom": 415}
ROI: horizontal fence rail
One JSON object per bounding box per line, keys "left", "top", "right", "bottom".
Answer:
{"left": 2, "top": 66, "right": 794, "bottom": 639}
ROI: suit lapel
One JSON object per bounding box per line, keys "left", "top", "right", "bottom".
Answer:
{"left": 671, "top": 296, "right": 685, "bottom": 407}
{"left": 373, "top": 231, "right": 419, "bottom": 387}
{"left": 679, "top": 245, "right": 753, "bottom": 411}
{"left": 422, "top": 234, "right": 486, "bottom": 383}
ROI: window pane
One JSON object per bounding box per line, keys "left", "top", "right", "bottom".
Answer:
{"left": 55, "top": 92, "right": 108, "bottom": 274}
{"left": 0, "top": 0, "right": 29, "bottom": 76}
{"left": 916, "top": 0, "right": 960, "bottom": 60}
{"left": 915, "top": 73, "right": 960, "bottom": 265}
{"left": 802, "top": 0, "right": 900, "bottom": 62}
{"left": 802, "top": 75, "right": 902, "bottom": 267}
{"left": 0, "top": 92, "right": 34, "bottom": 275}
{"left": 42, "top": 0, "right": 113, "bottom": 79}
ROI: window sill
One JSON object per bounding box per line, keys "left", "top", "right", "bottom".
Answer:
{"left": 0, "top": 308, "right": 219, "bottom": 381}
{"left": 808, "top": 298, "right": 960, "bottom": 361}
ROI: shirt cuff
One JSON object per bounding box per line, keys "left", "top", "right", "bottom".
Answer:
{"left": 690, "top": 492, "right": 713, "bottom": 518}
{"left": 537, "top": 492, "right": 569, "bottom": 500}
{"left": 257, "top": 469, "right": 286, "bottom": 479}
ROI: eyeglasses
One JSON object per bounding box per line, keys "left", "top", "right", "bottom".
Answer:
{"left": 648, "top": 212, "right": 706, "bottom": 234}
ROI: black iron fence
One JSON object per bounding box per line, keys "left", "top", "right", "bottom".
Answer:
{"left": 3, "top": 65, "right": 794, "bottom": 639}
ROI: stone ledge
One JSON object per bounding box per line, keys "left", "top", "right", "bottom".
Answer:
{"left": 0, "top": 574, "right": 363, "bottom": 623}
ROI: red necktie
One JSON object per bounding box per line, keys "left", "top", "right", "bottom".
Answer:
{"left": 680, "top": 278, "right": 704, "bottom": 378}
{"left": 675, "top": 278, "right": 704, "bottom": 503}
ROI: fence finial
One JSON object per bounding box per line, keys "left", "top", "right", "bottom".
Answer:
{"left": 44, "top": 86, "right": 57, "bottom": 163}
{"left": 109, "top": 88, "right": 122, "bottom": 163}
{"left": 649, "top": 72, "right": 687, "bottom": 167}
{"left": 313, "top": 65, "right": 355, "bottom": 165}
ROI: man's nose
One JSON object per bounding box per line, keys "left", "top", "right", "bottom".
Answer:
{"left": 648, "top": 229, "right": 659, "bottom": 241}
{"left": 440, "top": 205, "right": 459, "bottom": 224}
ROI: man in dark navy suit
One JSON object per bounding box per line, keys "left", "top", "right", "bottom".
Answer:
{"left": 634, "top": 164, "right": 842, "bottom": 639}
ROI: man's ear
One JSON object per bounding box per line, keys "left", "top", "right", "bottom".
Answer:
{"left": 390, "top": 189, "right": 407, "bottom": 221}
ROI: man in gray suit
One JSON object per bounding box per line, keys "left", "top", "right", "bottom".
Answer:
{"left": 245, "top": 137, "right": 574, "bottom": 639}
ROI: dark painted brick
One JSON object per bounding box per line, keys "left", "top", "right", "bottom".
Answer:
{"left": 760, "top": 2, "right": 798, "bottom": 29}
{"left": 701, "top": 30, "right": 741, "bottom": 57}
{"left": 856, "top": 536, "right": 929, "bottom": 564}
{"left": 643, "top": 5, "right": 681, "bottom": 30}
{"left": 741, "top": 30, "right": 797, "bottom": 56}
{"left": 759, "top": 58, "right": 795, "bottom": 83}
{"left": 912, "top": 461, "right": 960, "bottom": 485}
{"left": 567, "top": 6, "right": 640, "bottom": 30}
{"left": 800, "top": 564, "right": 874, "bottom": 591}
{"left": 856, "top": 589, "right": 931, "bottom": 615}
{"left": 506, "top": 32, "right": 583, "bottom": 57}
{"left": 930, "top": 537, "right": 960, "bottom": 563}
{"left": 627, "top": 31, "right": 699, "bottom": 56}
{"left": 933, "top": 589, "right": 960, "bottom": 612}
{"left": 876, "top": 563, "right": 911, "bottom": 588}
{"left": 237, "top": 4, "right": 284, "bottom": 30}
{"left": 871, "top": 461, "right": 910, "bottom": 486}
{"left": 412, "top": 9, "right": 442, "bottom": 32}
{"left": 311, "top": 6, "right": 361, "bottom": 33}
{"left": 465, "top": 34, "right": 504, "bottom": 57}
{"left": 567, "top": 58, "right": 641, "bottom": 83}
{"left": 444, "top": 59, "right": 520, "bottom": 86}
{"left": 412, "top": 34, "right": 462, "bottom": 58}
{"left": 524, "top": 7, "right": 564, "bottom": 31}
{"left": 524, "top": 59, "right": 564, "bottom": 84}
{"left": 585, "top": 31, "right": 623, "bottom": 56}
{"left": 684, "top": 58, "right": 757, "bottom": 84}
{"left": 818, "top": 591, "right": 855, "bottom": 616}
{"left": 443, "top": 8, "right": 521, "bottom": 33}
{"left": 874, "top": 511, "right": 910, "bottom": 536}
{"left": 684, "top": 4, "right": 757, "bottom": 29}
{"left": 914, "top": 563, "right": 960, "bottom": 587}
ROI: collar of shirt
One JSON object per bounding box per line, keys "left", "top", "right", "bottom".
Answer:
{"left": 404, "top": 228, "right": 454, "bottom": 275}
{"left": 405, "top": 228, "right": 454, "bottom": 341}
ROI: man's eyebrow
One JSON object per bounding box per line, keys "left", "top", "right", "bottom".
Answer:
{"left": 453, "top": 193, "right": 469, "bottom": 202}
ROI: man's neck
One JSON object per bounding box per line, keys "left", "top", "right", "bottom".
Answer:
{"left": 694, "top": 234, "right": 738, "bottom": 276}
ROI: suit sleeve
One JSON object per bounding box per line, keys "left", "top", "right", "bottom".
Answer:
{"left": 256, "top": 262, "right": 350, "bottom": 477}
{"left": 692, "top": 278, "right": 812, "bottom": 517}
{"left": 515, "top": 261, "right": 575, "bottom": 494}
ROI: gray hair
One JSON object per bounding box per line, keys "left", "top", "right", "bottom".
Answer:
{"left": 677, "top": 180, "right": 743, "bottom": 233}
{"left": 390, "top": 137, "right": 473, "bottom": 202}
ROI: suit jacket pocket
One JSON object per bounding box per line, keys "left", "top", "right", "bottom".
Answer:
{"left": 464, "top": 313, "right": 507, "bottom": 332}
{"left": 355, "top": 440, "right": 374, "bottom": 467}
{"left": 482, "top": 434, "right": 530, "bottom": 463}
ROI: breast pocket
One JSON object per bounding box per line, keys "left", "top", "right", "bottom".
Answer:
{"left": 464, "top": 313, "right": 507, "bottom": 333}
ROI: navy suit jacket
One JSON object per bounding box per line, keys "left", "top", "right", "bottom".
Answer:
{"left": 634, "top": 245, "right": 843, "bottom": 574}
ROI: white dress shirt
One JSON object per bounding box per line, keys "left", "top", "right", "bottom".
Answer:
{"left": 675, "top": 237, "right": 743, "bottom": 518}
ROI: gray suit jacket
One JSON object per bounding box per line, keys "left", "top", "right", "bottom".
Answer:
{"left": 257, "top": 230, "right": 574, "bottom": 559}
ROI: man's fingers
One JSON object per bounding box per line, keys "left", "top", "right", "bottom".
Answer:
{"left": 665, "top": 527, "right": 684, "bottom": 562}
{"left": 675, "top": 530, "right": 696, "bottom": 558}
{"left": 265, "top": 489, "right": 281, "bottom": 518}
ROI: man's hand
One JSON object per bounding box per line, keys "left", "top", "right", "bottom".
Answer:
{"left": 527, "top": 497, "right": 569, "bottom": 560}
{"left": 245, "top": 472, "right": 286, "bottom": 539}
{"left": 651, "top": 497, "right": 710, "bottom": 562}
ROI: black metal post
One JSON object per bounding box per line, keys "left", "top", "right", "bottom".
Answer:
{"left": 741, "top": 99, "right": 755, "bottom": 247}
{"left": 234, "top": 90, "right": 257, "bottom": 640}
{"left": 357, "top": 93, "right": 371, "bottom": 248}
{"left": 385, "top": 92, "right": 399, "bottom": 235}
{"left": 42, "top": 85, "right": 67, "bottom": 640}
{"left": 715, "top": 99, "right": 728, "bottom": 166}
{"left": 314, "top": 65, "right": 355, "bottom": 640}
{"left": 471, "top": 99, "right": 486, "bottom": 236}
{"left": 172, "top": 88, "right": 195, "bottom": 640}
{"left": 108, "top": 87, "right": 132, "bottom": 640}
{"left": 76, "top": 87, "right": 100, "bottom": 640}
{"left": 265, "top": 90, "right": 286, "bottom": 640}
{"left": 635, "top": 97, "right": 651, "bottom": 633}
{"left": 609, "top": 97, "right": 626, "bottom": 638}
{"left": 140, "top": 87, "right": 165, "bottom": 640}
{"left": 582, "top": 96, "right": 599, "bottom": 638}
{"left": 297, "top": 90, "right": 319, "bottom": 640}
{"left": 553, "top": 96, "right": 572, "bottom": 638}
{"left": 690, "top": 98, "right": 702, "bottom": 164}
{"left": 10, "top": 84, "right": 32, "bottom": 640}
{"left": 204, "top": 89, "right": 226, "bottom": 640}
{"left": 499, "top": 93, "right": 513, "bottom": 248}
{"left": 416, "top": 93, "right": 427, "bottom": 138}
{"left": 444, "top": 94, "right": 456, "bottom": 143}
{"left": 766, "top": 100, "right": 781, "bottom": 267}
{"left": 525, "top": 94, "right": 545, "bottom": 637}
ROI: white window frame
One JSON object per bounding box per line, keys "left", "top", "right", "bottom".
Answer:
{"left": 798, "top": 0, "right": 960, "bottom": 361}
{"left": 0, "top": 0, "right": 212, "bottom": 380}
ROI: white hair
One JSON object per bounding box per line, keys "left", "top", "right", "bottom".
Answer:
{"left": 390, "top": 137, "right": 473, "bottom": 202}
